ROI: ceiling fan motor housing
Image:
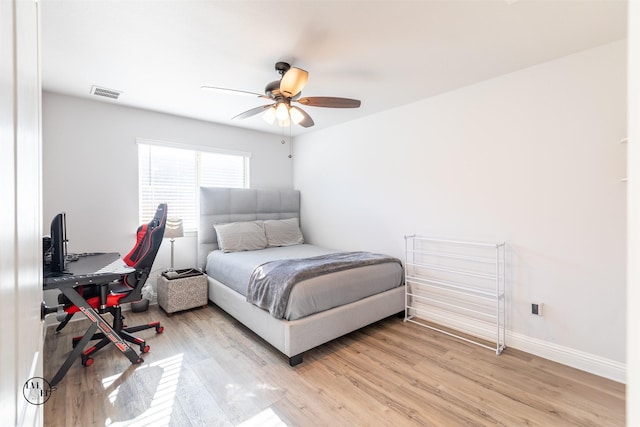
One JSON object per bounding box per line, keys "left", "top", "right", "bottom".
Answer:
{"left": 266, "top": 62, "right": 292, "bottom": 97}
{"left": 265, "top": 80, "right": 282, "bottom": 97}
{"left": 275, "top": 61, "right": 291, "bottom": 75}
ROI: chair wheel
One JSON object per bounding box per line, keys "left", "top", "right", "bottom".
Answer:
{"left": 142, "top": 345, "right": 150, "bottom": 353}
{"left": 156, "top": 326, "right": 164, "bottom": 334}
{"left": 82, "top": 357, "right": 93, "bottom": 367}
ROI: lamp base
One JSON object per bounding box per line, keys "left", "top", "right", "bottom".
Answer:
{"left": 170, "top": 238, "right": 176, "bottom": 271}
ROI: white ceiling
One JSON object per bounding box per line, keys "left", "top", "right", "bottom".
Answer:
{"left": 40, "top": 0, "right": 627, "bottom": 136}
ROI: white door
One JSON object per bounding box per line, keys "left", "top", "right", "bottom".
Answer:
{"left": 0, "top": 0, "right": 44, "bottom": 425}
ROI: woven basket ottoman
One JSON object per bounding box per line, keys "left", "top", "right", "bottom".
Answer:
{"left": 157, "top": 272, "right": 208, "bottom": 315}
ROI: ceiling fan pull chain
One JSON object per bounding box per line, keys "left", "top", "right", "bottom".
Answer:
{"left": 288, "top": 124, "right": 293, "bottom": 159}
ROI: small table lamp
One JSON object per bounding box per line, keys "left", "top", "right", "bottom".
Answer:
{"left": 164, "top": 218, "right": 184, "bottom": 271}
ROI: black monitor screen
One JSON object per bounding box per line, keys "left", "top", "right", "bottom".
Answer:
{"left": 49, "top": 212, "right": 67, "bottom": 274}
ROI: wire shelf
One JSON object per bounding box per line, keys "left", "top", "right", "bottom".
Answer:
{"left": 404, "top": 235, "right": 506, "bottom": 355}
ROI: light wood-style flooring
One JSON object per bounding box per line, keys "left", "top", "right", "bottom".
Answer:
{"left": 44, "top": 304, "right": 624, "bottom": 426}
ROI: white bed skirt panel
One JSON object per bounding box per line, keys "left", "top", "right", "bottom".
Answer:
{"left": 207, "top": 275, "right": 405, "bottom": 358}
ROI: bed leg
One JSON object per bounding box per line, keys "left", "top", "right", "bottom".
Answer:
{"left": 288, "top": 354, "right": 303, "bottom": 366}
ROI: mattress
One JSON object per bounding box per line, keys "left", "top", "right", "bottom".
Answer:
{"left": 205, "top": 244, "right": 404, "bottom": 320}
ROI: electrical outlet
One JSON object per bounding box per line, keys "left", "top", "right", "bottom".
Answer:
{"left": 531, "top": 303, "right": 543, "bottom": 316}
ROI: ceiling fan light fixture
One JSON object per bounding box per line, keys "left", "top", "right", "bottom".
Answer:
{"left": 280, "top": 67, "right": 308, "bottom": 97}
{"left": 289, "top": 106, "right": 305, "bottom": 124}
{"left": 263, "top": 106, "right": 276, "bottom": 124}
{"left": 275, "top": 102, "right": 289, "bottom": 121}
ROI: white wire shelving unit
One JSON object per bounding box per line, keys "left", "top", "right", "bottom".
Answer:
{"left": 404, "top": 235, "right": 506, "bottom": 355}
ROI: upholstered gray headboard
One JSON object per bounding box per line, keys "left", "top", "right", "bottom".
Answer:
{"left": 198, "top": 187, "right": 300, "bottom": 270}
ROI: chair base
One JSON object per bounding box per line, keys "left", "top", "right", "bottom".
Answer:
{"left": 71, "top": 305, "right": 163, "bottom": 367}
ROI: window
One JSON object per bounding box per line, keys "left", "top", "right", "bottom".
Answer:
{"left": 138, "top": 140, "right": 249, "bottom": 232}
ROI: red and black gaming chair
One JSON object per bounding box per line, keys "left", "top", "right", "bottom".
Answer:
{"left": 64, "top": 203, "right": 168, "bottom": 367}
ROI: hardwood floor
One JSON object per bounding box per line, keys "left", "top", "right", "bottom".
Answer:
{"left": 43, "top": 304, "right": 624, "bottom": 426}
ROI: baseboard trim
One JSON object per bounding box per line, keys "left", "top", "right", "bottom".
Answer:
{"left": 506, "top": 331, "right": 626, "bottom": 384}
{"left": 412, "top": 313, "right": 626, "bottom": 383}
{"left": 46, "top": 306, "right": 625, "bottom": 383}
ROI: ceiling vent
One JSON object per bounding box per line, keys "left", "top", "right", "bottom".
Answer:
{"left": 90, "top": 85, "right": 122, "bottom": 100}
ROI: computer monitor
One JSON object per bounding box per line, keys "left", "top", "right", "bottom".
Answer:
{"left": 48, "top": 212, "right": 67, "bottom": 274}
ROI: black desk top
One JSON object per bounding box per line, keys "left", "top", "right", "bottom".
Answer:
{"left": 43, "top": 252, "right": 121, "bottom": 290}
{"left": 66, "top": 253, "right": 120, "bottom": 275}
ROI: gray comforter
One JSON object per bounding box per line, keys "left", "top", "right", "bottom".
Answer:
{"left": 246, "top": 251, "right": 402, "bottom": 318}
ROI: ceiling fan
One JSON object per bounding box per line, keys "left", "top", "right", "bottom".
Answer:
{"left": 202, "top": 61, "right": 361, "bottom": 128}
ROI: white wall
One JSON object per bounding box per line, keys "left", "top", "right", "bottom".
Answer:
{"left": 42, "top": 92, "right": 293, "bottom": 295}
{"left": 294, "top": 40, "right": 627, "bottom": 381}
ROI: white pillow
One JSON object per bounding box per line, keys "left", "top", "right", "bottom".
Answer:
{"left": 214, "top": 221, "right": 267, "bottom": 253}
{"left": 263, "top": 218, "right": 304, "bottom": 247}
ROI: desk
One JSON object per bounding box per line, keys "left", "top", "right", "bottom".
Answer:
{"left": 44, "top": 253, "right": 143, "bottom": 388}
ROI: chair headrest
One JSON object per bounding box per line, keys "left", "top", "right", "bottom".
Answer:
{"left": 123, "top": 203, "right": 167, "bottom": 268}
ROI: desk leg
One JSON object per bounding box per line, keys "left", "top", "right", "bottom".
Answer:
{"left": 49, "top": 323, "right": 98, "bottom": 389}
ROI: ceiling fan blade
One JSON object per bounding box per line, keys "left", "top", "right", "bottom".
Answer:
{"left": 201, "top": 86, "right": 269, "bottom": 99}
{"left": 280, "top": 67, "right": 308, "bottom": 98}
{"left": 232, "top": 104, "right": 273, "bottom": 120}
{"left": 290, "top": 106, "right": 314, "bottom": 128}
{"left": 295, "top": 96, "right": 361, "bottom": 108}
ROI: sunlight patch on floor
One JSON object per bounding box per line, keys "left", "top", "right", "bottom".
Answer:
{"left": 237, "top": 407, "right": 287, "bottom": 427}
{"left": 103, "top": 353, "right": 184, "bottom": 426}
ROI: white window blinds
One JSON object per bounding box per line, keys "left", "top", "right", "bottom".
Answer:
{"left": 138, "top": 142, "right": 249, "bottom": 232}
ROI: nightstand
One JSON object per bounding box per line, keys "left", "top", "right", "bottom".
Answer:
{"left": 157, "top": 270, "right": 208, "bottom": 315}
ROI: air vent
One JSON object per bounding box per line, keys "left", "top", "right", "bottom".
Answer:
{"left": 90, "top": 85, "right": 122, "bottom": 100}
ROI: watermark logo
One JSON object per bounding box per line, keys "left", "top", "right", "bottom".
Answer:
{"left": 23, "top": 377, "right": 52, "bottom": 405}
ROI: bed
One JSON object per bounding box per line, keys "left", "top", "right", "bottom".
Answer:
{"left": 198, "top": 187, "right": 405, "bottom": 365}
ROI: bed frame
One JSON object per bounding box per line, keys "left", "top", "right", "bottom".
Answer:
{"left": 198, "top": 187, "right": 405, "bottom": 365}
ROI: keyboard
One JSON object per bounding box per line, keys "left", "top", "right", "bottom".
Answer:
{"left": 95, "top": 258, "right": 136, "bottom": 274}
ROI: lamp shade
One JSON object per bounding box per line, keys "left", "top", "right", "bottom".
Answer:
{"left": 164, "top": 218, "right": 184, "bottom": 239}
